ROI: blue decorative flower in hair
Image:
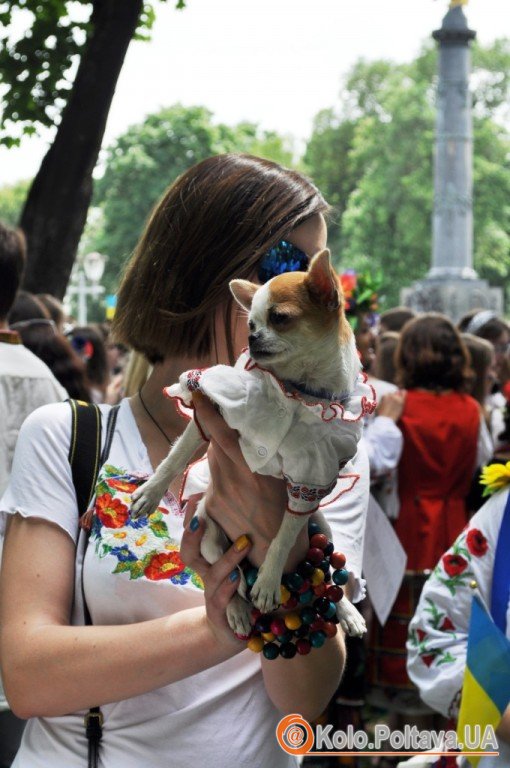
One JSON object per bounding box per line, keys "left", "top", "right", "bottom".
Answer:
{"left": 257, "top": 240, "right": 309, "bottom": 284}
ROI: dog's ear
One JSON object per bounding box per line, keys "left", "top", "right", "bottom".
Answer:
{"left": 229, "top": 279, "right": 258, "bottom": 311}
{"left": 305, "top": 249, "right": 340, "bottom": 312}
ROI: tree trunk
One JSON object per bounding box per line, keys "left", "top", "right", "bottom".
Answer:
{"left": 21, "top": 0, "right": 144, "bottom": 299}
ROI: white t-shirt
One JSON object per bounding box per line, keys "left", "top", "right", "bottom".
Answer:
{"left": 0, "top": 398, "right": 369, "bottom": 768}
{"left": 0, "top": 337, "right": 67, "bottom": 711}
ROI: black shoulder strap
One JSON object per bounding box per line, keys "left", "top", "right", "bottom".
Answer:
{"left": 68, "top": 399, "right": 102, "bottom": 519}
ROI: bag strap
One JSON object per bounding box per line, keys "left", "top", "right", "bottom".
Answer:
{"left": 68, "top": 399, "right": 119, "bottom": 768}
{"left": 68, "top": 399, "right": 102, "bottom": 518}
{"left": 491, "top": 490, "right": 510, "bottom": 633}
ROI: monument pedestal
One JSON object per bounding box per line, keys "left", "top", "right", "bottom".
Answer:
{"left": 401, "top": 277, "right": 503, "bottom": 323}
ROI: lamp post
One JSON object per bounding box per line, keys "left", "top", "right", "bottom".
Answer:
{"left": 65, "top": 252, "right": 107, "bottom": 325}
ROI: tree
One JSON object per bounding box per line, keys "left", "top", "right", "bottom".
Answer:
{"left": 304, "top": 41, "right": 510, "bottom": 308}
{"left": 0, "top": 0, "right": 184, "bottom": 298}
{"left": 86, "top": 105, "right": 295, "bottom": 293}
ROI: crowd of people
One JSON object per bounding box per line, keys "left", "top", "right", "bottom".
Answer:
{"left": 0, "top": 154, "right": 509, "bottom": 768}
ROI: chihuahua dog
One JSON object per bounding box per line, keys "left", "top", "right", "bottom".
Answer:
{"left": 131, "top": 250, "right": 372, "bottom": 638}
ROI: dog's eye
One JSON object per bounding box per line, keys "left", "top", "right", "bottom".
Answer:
{"left": 269, "top": 310, "right": 290, "bottom": 326}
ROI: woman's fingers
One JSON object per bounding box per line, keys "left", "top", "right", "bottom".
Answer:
{"left": 192, "top": 393, "right": 245, "bottom": 466}
{"left": 180, "top": 516, "right": 252, "bottom": 588}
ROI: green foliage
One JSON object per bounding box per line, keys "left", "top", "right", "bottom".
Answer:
{"left": 0, "top": 178, "right": 30, "bottom": 225}
{"left": 304, "top": 41, "right": 510, "bottom": 308}
{"left": 0, "top": 0, "right": 185, "bottom": 145}
{"left": 86, "top": 104, "right": 295, "bottom": 293}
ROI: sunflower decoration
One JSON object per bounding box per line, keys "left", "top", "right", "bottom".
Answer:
{"left": 339, "top": 269, "right": 383, "bottom": 331}
{"left": 480, "top": 461, "right": 510, "bottom": 497}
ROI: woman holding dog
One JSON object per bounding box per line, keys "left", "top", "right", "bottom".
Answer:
{"left": 0, "top": 154, "right": 370, "bottom": 767}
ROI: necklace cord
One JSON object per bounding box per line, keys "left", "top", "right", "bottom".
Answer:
{"left": 138, "top": 389, "right": 173, "bottom": 445}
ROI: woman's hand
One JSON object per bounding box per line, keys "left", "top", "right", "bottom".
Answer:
{"left": 191, "top": 392, "right": 308, "bottom": 569}
{"left": 376, "top": 390, "right": 406, "bottom": 423}
{"left": 180, "top": 515, "right": 251, "bottom": 647}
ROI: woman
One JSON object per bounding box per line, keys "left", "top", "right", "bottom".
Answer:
{"left": 368, "top": 314, "right": 492, "bottom": 735}
{"left": 0, "top": 155, "right": 369, "bottom": 768}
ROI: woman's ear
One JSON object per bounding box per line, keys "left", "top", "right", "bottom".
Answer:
{"left": 229, "top": 279, "right": 258, "bottom": 311}
{"left": 305, "top": 249, "right": 339, "bottom": 311}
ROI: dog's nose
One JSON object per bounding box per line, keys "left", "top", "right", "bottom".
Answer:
{"left": 249, "top": 332, "right": 262, "bottom": 344}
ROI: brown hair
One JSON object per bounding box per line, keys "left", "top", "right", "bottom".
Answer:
{"left": 0, "top": 222, "right": 26, "bottom": 320}
{"left": 113, "top": 154, "right": 329, "bottom": 364}
{"left": 374, "top": 331, "right": 400, "bottom": 385}
{"left": 379, "top": 306, "right": 416, "bottom": 333}
{"left": 395, "top": 313, "right": 472, "bottom": 391}
{"left": 461, "top": 333, "right": 495, "bottom": 406}
{"left": 458, "top": 308, "right": 510, "bottom": 343}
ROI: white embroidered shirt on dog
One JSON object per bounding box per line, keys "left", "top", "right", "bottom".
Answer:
{"left": 165, "top": 351, "right": 376, "bottom": 515}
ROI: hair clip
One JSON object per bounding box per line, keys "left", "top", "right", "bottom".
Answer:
{"left": 257, "top": 240, "right": 309, "bottom": 284}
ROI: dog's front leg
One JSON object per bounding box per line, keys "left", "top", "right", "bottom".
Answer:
{"left": 131, "top": 420, "right": 205, "bottom": 518}
{"left": 250, "top": 512, "right": 308, "bottom": 614}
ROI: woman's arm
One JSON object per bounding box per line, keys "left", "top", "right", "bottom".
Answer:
{"left": 192, "top": 394, "right": 347, "bottom": 721}
{"left": 0, "top": 513, "right": 250, "bottom": 719}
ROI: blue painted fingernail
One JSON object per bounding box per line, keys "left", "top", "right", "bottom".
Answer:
{"left": 229, "top": 569, "right": 239, "bottom": 582}
{"left": 189, "top": 516, "right": 199, "bottom": 532}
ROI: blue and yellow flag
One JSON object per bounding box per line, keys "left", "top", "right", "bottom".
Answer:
{"left": 457, "top": 595, "right": 510, "bottom": 766}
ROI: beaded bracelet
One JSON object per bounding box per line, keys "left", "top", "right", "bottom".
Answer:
{"left": 243, "top": 521, "right": 350, "bottom": 660}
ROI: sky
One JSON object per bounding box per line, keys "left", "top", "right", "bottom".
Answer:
{"left": 0, "top": 0, "right": 508, "bottom": 185}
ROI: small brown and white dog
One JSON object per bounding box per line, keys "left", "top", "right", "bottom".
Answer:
{"left": 132, "top": 250, "right": 370, "bottom": 638}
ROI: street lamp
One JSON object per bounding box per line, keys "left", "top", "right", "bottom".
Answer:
{"left": 66, "top": 251, "right": 107, "bottom": 325}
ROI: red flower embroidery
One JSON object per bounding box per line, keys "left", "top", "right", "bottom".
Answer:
{"left": 107, "top": 479, "right": 138, "bottom": 493}
{"left": 416, "top": 628, "right": 427, "bottom": 642}
{"left": 421, "top": 653, "right": 436, "bottom": 667}
{"left": 144, "top": 551, "right": 185, "bottom": 581}
{"left": 440, "top": 617, "right": 455, "bottom": 632}
{"left": 95, "top": 493, "right": 129, "bottom": 529}
{"left": 442, "top": 553, "right": 468, "bottom": 578}
{"left": 466, "top": 528, "right": 488, "bottom": 557}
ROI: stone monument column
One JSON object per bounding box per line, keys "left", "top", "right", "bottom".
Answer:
{"left": 429, "top": 4, "right": 476, "bottom": 280}
{"left": 401, "top": 0, "right": 503, "bottom": 321}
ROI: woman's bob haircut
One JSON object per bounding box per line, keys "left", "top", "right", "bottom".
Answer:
{"left": 113, "top": 153, "right": 329, "bottom": 364}
{"left": 395, "top": 313, "right": 472, "bottom": 392}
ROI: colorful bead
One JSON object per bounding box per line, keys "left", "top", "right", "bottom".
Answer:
{"left": 324, "top": 601, "right": 337, "bottom": 619}
{"left": 310, "top": 533, "right": 329, "bottom": 550}
{"left": 332, "top": 568, "right": 349, "bottom": 586}
{"left": 308, "top": 522, "right": 322, "bottom": 536}
{"left": 247, "top": 636, "right": 264, "bottom": 653}
{"left": 297, "top": 560, "right": 315, "bottom": 578}
{"left": 262, "top": 632, "right": 276, "bottom": 642}
{"left": 313, "top": 582, "right": 328, "bottom": 597}
{"left": 313, "top": 596, "right": 330, "bottom": 615}
{"left": 310, "top": 568, "right": 325, "bottom": 586}
{"left": 285, "top": 572, "right": 304, "bottom": 590}
{"left": 284, "top": 612, "right": 302, "bottom": 630}
{"left": 300, "top": 606, "right": 317, "bottom": 625}
{"left": 310, "top": 617, "right": 326, "bottom": 632}
{"left": 324, "top": 542, "right": 334, "bottom": 556}
{"left": 298, "top": 589, "right": 314, "bottom": 604}
{"left": 330, "top": 552, "right": 347, "bottom": 569}
{"left": 296, "top": 638, "right": 312, "bottom": 655}
{"left": 262, "top": 643, "right": 280, "bottom": 660}
{"left": 279, "top": 642, "right": 297, "bottom": 659}
{"left": 245, "top": 567, "right": 259, "bottom": 587}
{"left": 327, "top": 585, "right": 344, "bottom": 602}
{"left": 310, "top": 630, "right": 327, "bottom": 648}
{"left": 296, "top": 579, "right": 311, "bottom": 594}
{"left": 280, "top": 585, "right": 291, "bottom": 604}
{"left": 307, "top": 547, "right": 324, "bottom": 565}
{"left": 282, "top": 595, "right": 299, "bottom": 610}
{"left": 270, "top": 617, "right": 287, "bottom": 637}
{"left": 277, "top": 631, "right": 294, "bottom": 644}
{"left": 323, "top": 621, "right": 338, "bottom": 638}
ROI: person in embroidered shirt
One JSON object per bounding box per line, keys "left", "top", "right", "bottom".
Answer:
{"left": 0, "top": 155, "right": 371, "bottom": 768}
{"left": 0, "top": 221, "right": 67, "bottom": 768}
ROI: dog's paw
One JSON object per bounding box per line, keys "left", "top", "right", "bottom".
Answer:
{"left": 250, "top": 565, "right": 281, "bottom": 614}
{"left": 336, "top": 599, "right": 367, "bottom": 637}
{"left": 226, "top": 593, "right": 252, "bottom": 639}
{"left": 131, "top": 482, "right": 165, "bottom": 519}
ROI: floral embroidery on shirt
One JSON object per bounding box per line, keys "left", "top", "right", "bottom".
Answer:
{"left": 433, "top": 526, "right": 489, "bottom": 596}
{"left": 90, "top": 464, "right": 204, "bottom": 590}
{"left": 408, "top": 599, "right": 457, "bottom": 669}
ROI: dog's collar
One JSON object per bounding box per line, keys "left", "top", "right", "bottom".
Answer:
{"left": 282, "top": 380, "right": 351, "bottom": 404}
